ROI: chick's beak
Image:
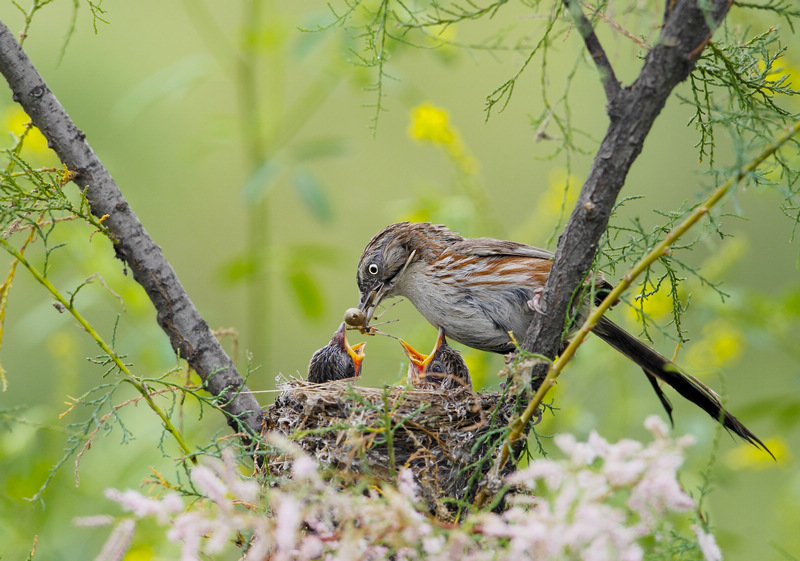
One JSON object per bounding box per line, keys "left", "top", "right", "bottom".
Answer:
{"left": 332, "top": 322, "right": 366, "bottom": 374}
{"left": 432, "top": 327, "right": 446, "bottom": 354}
{"left": 349, "top": 342, "right": 366, "bottom": 376}
{"left": 399, "top": 339, "right": 427, "bottom": 371}
{"left": 399, "top": 339, "right": 426, "bottom": 384}
{"left": 399, "top": 337, "right": 439, "bottom": 383}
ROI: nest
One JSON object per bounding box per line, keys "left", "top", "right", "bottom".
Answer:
{"left": 261, "top": 379, "right": 519, "bottom": 519}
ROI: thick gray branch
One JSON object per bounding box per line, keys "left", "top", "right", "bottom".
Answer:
{"left": 0, "top": 20, "right": 263, "bottom": 439}
{"left": 521, "top": 0, "right": 732, "bottom": 368}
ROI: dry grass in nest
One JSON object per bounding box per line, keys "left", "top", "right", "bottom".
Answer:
{"left": 261, "top": 378, "right": 519, "bottom": 520}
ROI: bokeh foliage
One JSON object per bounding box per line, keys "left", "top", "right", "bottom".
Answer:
{"left": 0, "top": 1, "right": 799, "bottom": 559}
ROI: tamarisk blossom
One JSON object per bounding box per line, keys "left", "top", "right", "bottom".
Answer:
{"left": 477, "top": 416, "right": 700, "bottom": 561}
{"left": 94, "top": 418, "right": 720, "bottom": 561}
{"left": 397, "top": 467, "right": 421, "bottom": 504}
{"left": 103, "top": 488, "right": 183, "bottom": 524}
{"left": 693, "top": 524, "right": 723, "bottom": 561}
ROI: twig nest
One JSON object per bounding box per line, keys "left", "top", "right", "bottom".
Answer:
{"left": 261, "top": 379, "right": 518, "bottom": 520}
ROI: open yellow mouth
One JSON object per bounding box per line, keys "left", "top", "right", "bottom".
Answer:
{"left": 398, "top": 329, "right": 445, "bottom": 380}
{"left": 332, "top": 322, "right": 366, "bottom": 373}
{"left": 399, "top": 339, "right": 428, "bottom": 369}
{"left": 346, "top": 341, "right": 366, "bottom": 368}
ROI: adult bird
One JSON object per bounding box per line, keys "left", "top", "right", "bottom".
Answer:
{"left": 399, "top": 327, "right": 472, "bottom": 390}
{"left": 307, "top": 322, "right": 365, "bottom": 383}
{"left": 354, "top": 221, "right": 770, "bottom": 454}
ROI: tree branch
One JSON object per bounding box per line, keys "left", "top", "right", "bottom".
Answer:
{"left": 0, "top": 19, "right": 263, "bottom": 440}
{"left": 521, "top": 0, "right": 733, "bottom": 367}
{"left": 564, "top": 0, "right": 621, "bottom": 104}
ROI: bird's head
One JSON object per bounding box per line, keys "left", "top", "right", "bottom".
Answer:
{"left": 356, "top": 222, "right": 419, "bottom": 326}
{"left": 356, "top": 222, "right": 462, "bottom": 327}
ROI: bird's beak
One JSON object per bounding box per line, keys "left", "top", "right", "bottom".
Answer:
{"left": 332, "top": 322, "right": 366, "bottom": 375}
{"left": 357, "top": 281, "right": 393, "bottom": 327}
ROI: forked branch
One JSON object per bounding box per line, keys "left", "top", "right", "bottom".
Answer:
{"left": 563, "top": 0, "right": 621, "bottom": 104}
{"left": 521, "top": 0, "right": 733, "bottom": 363}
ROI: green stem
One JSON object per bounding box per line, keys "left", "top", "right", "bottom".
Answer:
{"left": 238, "top": 0, "right": 271, "bottom": 368}
{"left": 475, "top": 117, "right": 800, "bottom": 509}
{"left": 0, "top": 238, "right": 197, "bottom": 464}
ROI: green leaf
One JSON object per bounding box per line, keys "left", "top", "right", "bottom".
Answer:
{"left": 781, "top": 286, "right": 800, "bottom": 317}
{"left": 291, "top": 137, "right": 347, "bottom": 162}
{"left": 287, "top": 269, "right": 325, "bottom": 320}
{"left": 242, "top": 158, "right": 283, "bottom": 204}
{"left": 293, "top": 169, "right": 332, "bottom": 222}
{"left": 285, "top": 243, "right": 342, "bottom": 267}
{"left": 217, "top": 254, "right": 258, "bottom": 284}
{"left": 113, "top": 55, "right": 213, "bottom": 122}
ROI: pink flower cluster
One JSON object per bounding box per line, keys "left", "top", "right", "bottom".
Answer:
{"left": 90, "top": 418, "right": 721, "bottom": 561}
{"left": 476, "top": 416, "right": 708, "bottom": 561}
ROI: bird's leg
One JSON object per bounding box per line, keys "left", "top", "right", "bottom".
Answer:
{"left": 354, "top": 319, "right": 400, "bottom": 335}
{"left": 372, "top": 298, "right": 404, "bottom": 321}
{"left": 348, "top": 325, "right": 402, "bottom": 343}
{"left": 360, "top": 299, "right": 404, "bottom": 334}
{"left": 527, "top": 288, "right": 547, "bottom": 314}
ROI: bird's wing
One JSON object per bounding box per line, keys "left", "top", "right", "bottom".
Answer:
{"left": 449, "top": 238, "right": 614, "bottom": 302}
{"left": 450, "top": 238, "right": 555, "bottom": 260}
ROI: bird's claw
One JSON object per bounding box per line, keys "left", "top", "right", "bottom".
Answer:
{"left": 527, "top": 288, "right": 547, "bottom": 314}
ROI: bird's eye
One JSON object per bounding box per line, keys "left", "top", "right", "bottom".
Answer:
{"left": 368, "top": 263, "right": 379, "bottom": 275}
{"left": 431, "top": 362, "right": 443, "bottom": 374}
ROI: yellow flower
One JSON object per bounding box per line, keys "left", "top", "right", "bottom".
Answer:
{"left": 625, "top": 283, "right": 677, "bottom": 325}
{"left": 724, "top": 436, "right": 789, "bottom": 470}
{"left": 685, "top": 319, "right": 744, "bottom": 372}
{"left": 3, "top": 105, "right": 50, "bottom": 154}
{"left": 408, "top": 101, "right": 478, "bottom": 175}
{"left": 427, "top": 23, "right": 457, "bottom": 44}
{"left": 409, "top": 102, "right": 455, "bottom": 145}
{"left": 122, "top": 545, "right": 155, "bottom": 561}
{"left": 423, "top": 23, "right": 459, "bottom": 62}
{"left": 46, "top": 331, "right": 78, "bottom": 358}
{"left": 756, "top": 57, "right": 799, "bottom": 86}
{"left": 699, "top": 238, "right": 747, "bottom": 280}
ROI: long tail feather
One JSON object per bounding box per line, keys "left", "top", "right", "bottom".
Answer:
{"left": 594, "top": 317, "right": 773, "bottom": 457}
{"left": 642, "top": 370, "right": 674, "bottom": 425}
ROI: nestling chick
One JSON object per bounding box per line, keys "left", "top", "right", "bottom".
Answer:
{"left": 399, "top": 328, "right": 472, "bottom": 391}
{"left": 307, "top": 322, "right": 365, "bottom": 383}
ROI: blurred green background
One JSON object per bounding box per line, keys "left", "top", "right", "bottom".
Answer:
{"left": 0, "top": 1, "right": 798, "bottom": 559}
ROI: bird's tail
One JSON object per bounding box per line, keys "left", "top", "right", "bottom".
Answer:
{"left": 593, "top": 316, "right": 772, "bottom": 457}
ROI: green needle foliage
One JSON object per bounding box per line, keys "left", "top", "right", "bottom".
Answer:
{"left": 0, "top": 125, "right": 224, "bottom": 500}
